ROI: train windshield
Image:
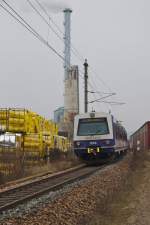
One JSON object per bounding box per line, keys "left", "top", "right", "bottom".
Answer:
{"left": 77, "top": 118, "right": 109, "bottom": 136}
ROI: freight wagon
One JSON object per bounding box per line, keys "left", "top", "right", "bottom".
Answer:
{"left": 130, "top": 121, "right": 150, "bottom": 151}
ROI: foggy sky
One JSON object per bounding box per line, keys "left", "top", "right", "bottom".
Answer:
{"left": 0, "top": 0, "right": 149, "bottom": 134}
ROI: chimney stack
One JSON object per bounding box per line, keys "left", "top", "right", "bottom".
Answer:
{"left": 63, "top": 8, "right": 72, "bottom": 80}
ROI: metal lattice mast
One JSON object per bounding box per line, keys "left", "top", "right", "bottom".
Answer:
{"left": 63, "top": 8, "right": 72, "bottom": 80}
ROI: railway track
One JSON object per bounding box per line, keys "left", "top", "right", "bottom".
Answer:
{"left": 0, "top": 164, "right": 103, "bottom": 213}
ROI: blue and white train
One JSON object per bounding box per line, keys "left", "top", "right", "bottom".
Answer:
{"left": 73, "top": 112, "right": 128, "bottom": 163}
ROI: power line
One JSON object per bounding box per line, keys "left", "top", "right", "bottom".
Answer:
{"left": 27, "top": 0, "right": 85, "bottom": 64}
{"left": 1, "top": 0, "right": 65, "bottom": 61}
{"left": 34, "top": 0, "right": 85, "bottom": 62}
{"left": 30, "top": 1, "right": 124, "bottom": 109}
{"left": 34, "top": 0, "right": 63, "bottom": 34}
{"left": 0, "top": 3, "right": 40, "bottom": 41}
{"left": 26, "top": 0, "right": 64, "bottom": 42}
{"left": 30, "top": 0, "right": 116, "bottom": 101}
{"left": 1, "top": 0, "right": 121, "bottom": 109}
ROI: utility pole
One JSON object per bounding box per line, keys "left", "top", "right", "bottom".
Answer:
{"left": 84, "top": 59, "right": 88, "bottom": 113}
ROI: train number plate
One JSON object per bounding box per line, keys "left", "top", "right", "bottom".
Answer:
{"left": 87, "top": 147, "right": 102, "bottom": 154}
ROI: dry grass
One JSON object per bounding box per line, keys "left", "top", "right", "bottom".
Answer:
{"left": 0, "top": 150, "right": 79, "bottom": 185}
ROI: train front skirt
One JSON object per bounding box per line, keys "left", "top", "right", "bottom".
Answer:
{"left": 74, "top": 147, "right": 115, "bottom": 161}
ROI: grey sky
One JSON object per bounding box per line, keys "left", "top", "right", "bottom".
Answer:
{"left": 0, "top": 0, "right": 149, "bottom": 133}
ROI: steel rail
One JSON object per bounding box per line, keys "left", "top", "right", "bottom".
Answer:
{"left": 0, "top": 164, "right": 103, "bottom": 213}
{"left": 0, "top": 164, "right": 85, "bottom": 194}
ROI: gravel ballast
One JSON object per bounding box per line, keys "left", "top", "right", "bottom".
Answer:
{"left": 1, "top": 153, "right": 133, "bottom": 225}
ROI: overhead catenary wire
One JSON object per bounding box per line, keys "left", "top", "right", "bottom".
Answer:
{"left": 88, "top": 93, "right": 116, "bottom": 104}
{"left": 96, "top": 101, "right": 125, "bottom": 105}
{"left": 78, "top": 66, "right": 107, "bottom": 111}
{"left": 81, "top": 64, "right": 123, "bottom": 111}
{"left": 80, "top": 69, "right": 109, "bottom": 108}
{"left": 88, "top": 91, "right": 116, "bottom": 95}
{"left": 78, "top": 69, "right": 110, "bottom": 109}
{"left": 86, "top": 67, "right": 122, "bottom": 109}
{"left": 89, "top": 67, "right": 113, "bottom": 93}
{"left": 79, "top": 62, "right": 112, "bottom": 109}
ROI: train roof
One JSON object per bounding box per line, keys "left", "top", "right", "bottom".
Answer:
{"left": 74, "top": 112, "right": 112, "bottom": 118}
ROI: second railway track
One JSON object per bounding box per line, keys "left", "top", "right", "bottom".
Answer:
{"left": 0, "top": 164, "right": 104, "bottom": 213}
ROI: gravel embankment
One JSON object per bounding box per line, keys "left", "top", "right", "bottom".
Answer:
{"left": 1, "top": 153, "right": 133, "bottom": 225}
{"left": 90, "top": 151, "right": 150, "bottom": 225}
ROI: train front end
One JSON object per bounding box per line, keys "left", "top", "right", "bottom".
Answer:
{"left": 73, "top": 112, "right": 115, "bottom": 163}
